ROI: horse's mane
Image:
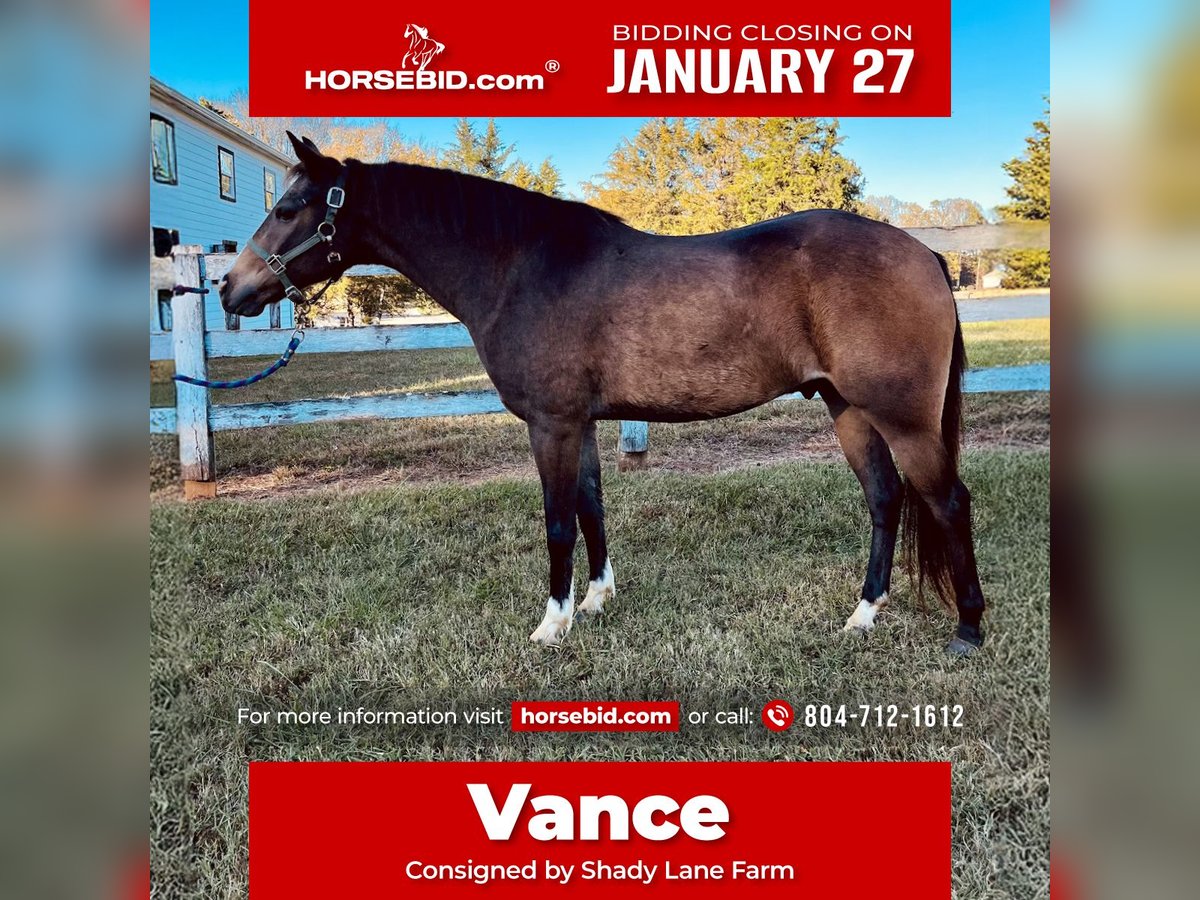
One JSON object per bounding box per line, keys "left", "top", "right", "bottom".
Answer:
{"left": 358, "top": 160, "right": 625, "bottom": 261}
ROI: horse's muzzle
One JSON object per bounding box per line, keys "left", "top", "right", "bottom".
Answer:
{"left": 219, "top": 272, "right": 274, "bottom": 317}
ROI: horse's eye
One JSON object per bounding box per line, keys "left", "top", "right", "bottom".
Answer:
{"left": 275, "top": 207, "right": 295, "bottom": 222}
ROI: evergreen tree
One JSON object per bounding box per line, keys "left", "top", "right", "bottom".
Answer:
{"left": 507, "top": 160, "right": 536, "bottom": 190}
{"left": 586, "top": 117, "right": 865, "bottom": 234}
{"left": 998, "top": 101, "right": 1051, "bottom": 288}
{"left": 533, "top": 159, "right": 563, "bottom": 197}
{"left": 998, "top": 103, "right": 1050, "bottom": 221}
{"left": 444, "top": 118, "right": 514, "bottom": 179}
{"left": 584, "top": 118, "right": 696, "bottom": 233}
{"left": 505, "top": 158, "right": 563, "bottom": 196}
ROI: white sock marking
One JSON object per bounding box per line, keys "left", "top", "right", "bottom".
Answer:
{"left": 578, "top": 558, "right": 614, "bottom": 616}
{"left": 530, "top": 586, "right": 575, "bottom": 645}
{"left": 843, "top": 593, "right": 889, "bottom": 632}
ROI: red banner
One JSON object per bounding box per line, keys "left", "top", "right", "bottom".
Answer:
{"left": 250, "top": 761, "right": 949, "bottom": 897}
{"left": 511, "top": 701, "right": 680, "bottom": 732}
{"left": 249, "top": 0, "right": 950, "bottom": 116}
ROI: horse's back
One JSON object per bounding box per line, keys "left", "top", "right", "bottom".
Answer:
{"left": 581, "top": 210, "right": 956, "bottom": 423}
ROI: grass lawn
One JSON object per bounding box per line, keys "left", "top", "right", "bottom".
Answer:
{"left": 150, "top": 317, "right": 1050, "bottom": 492}
{"left": 151, "top": 450, "right": 1049, "bottom": 898}
{"left": 961, "top": 318, "right": 1050, "bottom": 369}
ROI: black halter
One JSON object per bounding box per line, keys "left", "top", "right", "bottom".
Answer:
{"left": 248, "top": 168, "right": 347, "bottom": 307}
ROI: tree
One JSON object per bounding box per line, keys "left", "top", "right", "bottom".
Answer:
{"left": 858, "top": 197, "right": 987, "bottom": 286}
{"left": 998, "top": 101, "right": 1050, "bottom": 288}
{"left": 323, "top": 122, "right": 390, "bottom": 161}
{"left": 862, "top": 194, "right": 926, "bottom": 226}
{"left": 533, "top": 159, "right": 563, "bottom": 197}
{"left": 584, "top": 118, "right": 697, "bottom": 233}
{"left": 585, "top": 117, "right": 865, "bottom": 234}
{"left": 444, "top": 118, "right": 515, "bottom": 179}
{"left": 998, "top": 104, "right": 1050, "bottom": 222}
{"left": 313, "top": 275, "right": 440, "bottom": 326}
{"left": 800, "top": 119, "right": 865, "bottom": 211}
{"left": 925, "top": 197, "right": 987, "bottom": 227}
{"left": 507, "top": 157, "right": 564, "bottom": 197}
{"left": 198, "top": 97, "right": 238, "bottom": 124}
{"left": 441, "top": 119, "right": 563, "bottom": 194}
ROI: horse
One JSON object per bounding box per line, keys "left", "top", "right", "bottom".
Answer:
{"left": 220, "top": 133, "right": 987, "bottom": 657}
{"left": 402, "top": 24, "right": 445, "bottom": 72}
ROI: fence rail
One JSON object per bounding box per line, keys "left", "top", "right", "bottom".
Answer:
{"left": 152, "top": 224, "right": 1049, "bottom": 497}
{"left": 150, "top": 321, "right": 472, "bottom": 361}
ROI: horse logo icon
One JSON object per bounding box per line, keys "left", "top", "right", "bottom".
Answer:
{"left": 403, "top": 23, "right": 446, "bottom": 72}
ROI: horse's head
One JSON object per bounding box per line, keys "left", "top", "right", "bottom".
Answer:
{"left": 220, "top": 132, "right": 354, "bottom": 318}
{"left": 404, "top": 23, "right": 423, "bottom": 39}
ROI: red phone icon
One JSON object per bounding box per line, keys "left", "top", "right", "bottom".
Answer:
{"left": 761, "top": 700, "right": 794, "bottom": 732}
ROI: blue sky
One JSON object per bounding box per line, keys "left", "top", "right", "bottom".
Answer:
{"left": 150, "top": 2, "right": 1048, "bottom": 211}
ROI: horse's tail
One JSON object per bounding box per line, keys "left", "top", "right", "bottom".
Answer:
{"left": 902, "top": 252, "right": 965, "bottom": 611}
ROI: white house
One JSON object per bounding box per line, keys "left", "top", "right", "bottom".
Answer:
{"left": 981, "top": 267, "right": 1007, "bottom": 289}
{"left": 150, "top": 77, "right": 296, "bottom": 334}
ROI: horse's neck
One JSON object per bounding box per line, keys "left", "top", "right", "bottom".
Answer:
{"left": 357, "top": 173, "right": 502, "bottom": 328}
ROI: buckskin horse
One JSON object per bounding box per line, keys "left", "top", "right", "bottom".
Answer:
{"left": 220, "top": 133, "right": 987, "bottom": 656}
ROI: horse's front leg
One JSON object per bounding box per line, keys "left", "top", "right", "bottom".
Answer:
{"left": 528, "top": 419, "right": 583, "bottom": 646}
{"left": 576, "top": 421, "right": 614, "bottom": 617}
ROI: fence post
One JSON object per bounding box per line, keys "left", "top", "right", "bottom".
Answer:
{"left": 617, "top": 420, "right": 649, "bottom": 471}
{"left": 172, "top": 246, "right": 216, "bottom": 499}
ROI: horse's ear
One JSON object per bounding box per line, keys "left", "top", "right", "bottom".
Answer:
{"left": 286, "top": 131, "right": 331, "bottom": 174}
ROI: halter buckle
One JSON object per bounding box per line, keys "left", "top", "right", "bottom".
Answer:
{"left": 284, "top": 286, "right": 306, "bottom": 304}
{"left": 266, "top": 254, "right": 287, "bottom": 275}
{"left": 317, "top": 221, "right": 336, "bottom": 241}
{"left": 327, "top": 250, "right": 342, "bottom": 264}
{"left": 326, "top": 186, "right": 345, "bottom": 209}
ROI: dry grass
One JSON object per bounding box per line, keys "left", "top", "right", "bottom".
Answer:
{"left": 151, "top": 450, "right": 1049, "bottom": 898}
{"left": 150, "top": 321, "right": 1050, "bottom": 897}
{"left": 150, "top": 393, "right": 1048, "bottom": 497}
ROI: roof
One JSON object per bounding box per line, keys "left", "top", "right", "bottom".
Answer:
{"left": 150, "top": 77, "right": 294, "bottom": 170}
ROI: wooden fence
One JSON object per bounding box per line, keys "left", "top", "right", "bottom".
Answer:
{"left": 151, "top": 222, "right": 1048, "bottom": 498}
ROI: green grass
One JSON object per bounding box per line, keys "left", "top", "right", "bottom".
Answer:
{"left": 151, "top": 450, "right": 1049, "bottom": 898}
{"left": 961, "top": 318, "right": 1050, "bottom": 369}
{"left": 149, "top": 346, "right": 489, "bottom": 408}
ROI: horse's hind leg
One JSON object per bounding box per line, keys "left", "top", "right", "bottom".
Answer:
{"left": 527, "top": 419, "right": 583, "bottom": 645}
{"left": 826, "top": 394, "right": 904, "bottom": 633}
{"left": 576, "top": 422, "right": 614, "bottom": 618}
{"left": 868, "top": 421, "right": 987, "bottom": 656}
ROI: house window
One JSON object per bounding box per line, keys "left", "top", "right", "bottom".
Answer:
{"left": 150, "top": 115, "right": 177, "bottom": 184}
{"left": 263, "top": 168, "right": 276, "bottom": 210}
{"left": 156, "top": 289, "right": 173, "bottom": 331}
{"left": 218, "top": 147, "right": 236, "bottom": 201}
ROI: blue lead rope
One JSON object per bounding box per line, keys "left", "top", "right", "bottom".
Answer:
{"left": 173, "top": 329, "right": 305, "bottom": 389}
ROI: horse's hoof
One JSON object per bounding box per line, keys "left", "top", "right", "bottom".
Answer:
{"left": 530, "top": 620, "right": 569, "bottom": 645}
{"left": 530, "top": 595, "right": 573, "bottom": 646}
{"left": 577, "top": 560, "right": 614, "bottom": 618}
{"left": 577, "top": 588, "right": 611, "bottom": 618}
{"left": 945, "top": 635, "right": 982, "bottom": 657}
{"left": 843, "top": 595, "right": 887, "bottom": 633}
